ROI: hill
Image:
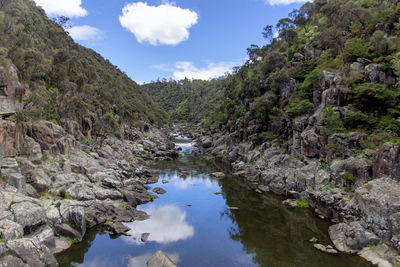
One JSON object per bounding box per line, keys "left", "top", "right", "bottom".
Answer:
{"left": 0, "top": 0, "right": 167, "bottom": 138}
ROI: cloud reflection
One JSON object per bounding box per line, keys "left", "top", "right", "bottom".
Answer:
{"left": 123, "top": 204, "right": 194, "bottom": 244}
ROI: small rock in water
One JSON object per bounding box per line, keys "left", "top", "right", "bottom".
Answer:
{"left": 282, "top": 199, "right": 298, "bottom": 208}
{"left": 162, "top": 180, "right": 169, "bottom": 184}
{"left": 141, "top": 233, "right": 150, "bottom": 242}
{"left": 214, "top": 192, "right": 222, "bottom": 195}
{"left": 258, "top": 185, "right": 270, "bottom": 192}
{"left": 228, "top": 207, "right": 239, "bottom": 210}
{"left": 146, "top": 250, "right": 177, "bottom": 267}
{"left": 152, "top": 187, "right": 166, "bottom": 194}
{"left": 210, "top": 172, "right": 225, "bottom": 178}
{"left": 313, "top": 243, "right": 339, "bottom": 254}
{"left": 186, "top": 204, "right": 192, "bottom": 207}
{"left": 109, "top": 222, "right": 131, "bottom": 235}
{"left": 255, "top": 189, "right": 262, "bottom": 194}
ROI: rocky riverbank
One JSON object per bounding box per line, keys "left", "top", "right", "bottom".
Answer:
{"left": 174, "top": 123, "right": 400, "bottom": 266}
{"left": 0, "top": 119, "right": 177, "bottom": 266}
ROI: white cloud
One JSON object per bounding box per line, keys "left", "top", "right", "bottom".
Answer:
{"left": 67, "top": 25, "right": 103, "bottom": 41}
{"left": 172, "top": 61, "right": 237, "bottom": 80}
{"left": 33, "top": 0, "right": 88, "bottom": 17}
{"left": 123, "top": 204, "right": 194, "bottom": 244}
{"left": 266, "top": 0, "right": 308, "bottom": 5}
{"left": 119, "top": 2, "right": 198, "bottom": 46}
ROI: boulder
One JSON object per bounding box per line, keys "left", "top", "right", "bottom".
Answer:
{"left": 11, "top": 201, "right": 46, "bottom": 233}
{"left": 54, "top": 223, "right": 82, "bottom": 242}
{"left": 202, "top": 139, "right": 213, "bottom": 149}
{"left": 59, "top": 201, "right": 86, "bottom": 237}
{"left": 300, "top": 129, "right": 321, "bottom": 158}
{"left": 350, "top": 178, "right": 400, "bottom": 241}
{"left": 0, "top": 219, "right": 23, "bottom": 241}
{"left": 1, "top": 169, "right": 25, "bottom": 192}
{"left": 152, "top": 187, "right": 166, "bottom": 195}
{"left": 373, "top": 142, "right": 400, "bottom": 181}
{"left": 147, "top": 250, "right": 177, "bottom": 267}
{"left": 109, "top": 222, "right": 130, "bottom": 235}
{"left": 329, "top": 221, "right": 379, "bottom": 253}
{"left": 6, "top": 238, "right": 58, "bottom": 266}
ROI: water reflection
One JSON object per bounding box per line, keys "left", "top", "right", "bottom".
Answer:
{"left": 126, "top": 252, "right": 180, "bottom": 267}
{"left": 123, "top": 204, "right": 194, "bottom": 245}
{"left": 162, "top": 171, "right": 218, "bottom": 190}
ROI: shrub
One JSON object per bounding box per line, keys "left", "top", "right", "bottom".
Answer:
{"left": 285, "top": 98, "right": 314, "bottom": 116}
{"left": 351, "top": 83, "right": 396, "bottom": 110}
{"left": 59, "top": 189, "right": 66, "bottom": 198}
{"left": 296, "top": 200, "right": 310, "bottom": 208}
{"left": 252, "top": 92, "right": 277, "bottom": 124}
{"left": 341, "top": 38, "right": 371, "bottom": 62}
{"left": 343, "top": 172, "right": 355, "bottom": 184}
{"left": 322, "top": 108, "right": 345, "bottom": 134}
{"left": 343, "top": 111, "right": 377, "bottom": 131}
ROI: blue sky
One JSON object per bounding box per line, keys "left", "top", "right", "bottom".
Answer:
{"left": 33, "top": 0, "right": 308, "bottom": 83}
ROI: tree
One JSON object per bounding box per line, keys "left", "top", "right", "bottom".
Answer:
{"left": 262, "top": 25, "right": 273, "bottom": 42}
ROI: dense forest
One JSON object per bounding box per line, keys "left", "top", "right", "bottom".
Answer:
{"left": 143, "top": 78, "right": 225, "bottom": 122}
{"left": 146, "top": 0, "right": 400, "bottom": 150}
{"left": 0, "top": 0, "right": 167, "bottom": 137}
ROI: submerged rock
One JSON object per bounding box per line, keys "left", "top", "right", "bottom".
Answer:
{"left": 147, "top": 250, "right": 177, "bottom": 267}
{"left": 152, "top": 187, "right": 166, "bottom": 195}
{"left": 141, "top": 233, "right": 150, "bottom": 242}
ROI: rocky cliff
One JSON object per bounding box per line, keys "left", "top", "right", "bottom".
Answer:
{"left": 0, "top": 119, "right": 177, "bottom": 266}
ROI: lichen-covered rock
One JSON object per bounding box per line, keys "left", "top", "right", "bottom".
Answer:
{"left": 373, "top": 142, "right": 400, "bottom": 181}
{"left": 11, "top": 201, "right": 46, "bottom": 233}
{"left": 0, "top": 219, "right": 23, "bottom": 241}
{"left": 350, "top": 178, "right": 400, "bottom": 241}
{"left": 329, "top": 221, "right": 380, "bottom": 253}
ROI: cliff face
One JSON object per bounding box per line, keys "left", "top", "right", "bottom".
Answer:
{"left": 0, "top": 60, "right": 25, "bottom": 113}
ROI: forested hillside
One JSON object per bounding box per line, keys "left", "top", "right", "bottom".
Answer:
{"left": 150, "top": 0, "right": 400, "bottom": 151}
{"left": 143, "top": 78, "right": 225, "bottom": 122}
{"left": 0, "top": 0, "right": 167, "bottom": 136}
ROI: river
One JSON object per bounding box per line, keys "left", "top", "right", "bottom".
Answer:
{"left": 56, "top": 135, "right": 372, "bottom": 267}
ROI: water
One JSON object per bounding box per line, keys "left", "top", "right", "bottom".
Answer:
{"left": 56, "top": 137, "right": 372, "bottom": 267}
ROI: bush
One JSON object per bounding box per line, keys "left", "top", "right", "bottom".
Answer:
{"left": 343, "top": 111, "right": 377, "bottom": 131}
{"left": 296, "top": 200, "right": 310, "bottom": 208}
{"left": 322, "top": 108, "right": 345, "bottom": 134}
{"left": 285, "top": 98, "right": 314, "bottom": 116}
{"left": 252, "top": 92, "right": 277, "bottom": 124}
{"left": 343, "top": 172, "right": 355, "bottom": 184}
{"left": 59, "top": 189, "right": 66, "bottom": 198}
{"left": 341, "top": 38, "right": 371, "bottom": 62}
{"left": 351, "top": 83, "right": 396, "bottom": 110}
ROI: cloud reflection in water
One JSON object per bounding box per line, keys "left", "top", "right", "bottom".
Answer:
{"left": 123, "top": 204, "right": 194, "bottom": 245}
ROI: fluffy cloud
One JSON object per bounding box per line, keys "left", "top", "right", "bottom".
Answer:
{"left": 33, "top": 0, "right": 87, "bottom": 17}
{"left": 171, "top": 61, "right": 237, "bottom": 80}
{"left": 119, "top": 2, "right": 198, "bottom": 46}
{"left": 266, "top": 0, "right": 309, "bottom": 5}
{"left": 67, "top": 25, "right": 103, "bottom": 41}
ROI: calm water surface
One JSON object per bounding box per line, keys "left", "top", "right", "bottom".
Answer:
{"left": 56, "top": 137, "right": 372, "bottom": 267}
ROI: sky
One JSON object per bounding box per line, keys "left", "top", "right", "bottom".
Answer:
{"left": 33, "top": 0, "right": 308, "bottom": 83}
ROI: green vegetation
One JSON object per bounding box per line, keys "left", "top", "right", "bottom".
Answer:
{"left": 322, "top": 108, "right": 345, "bottom": 134}
{"left": 149, "top": 195, "right": 154, "bottom": 201}
{"left": 139, "top": 0, "right": 400, "bottom": 150}
{"left": 59, "top": 189, "right": 66, "bottom": 198}
{"left": 40, "top": 193, "right": 56, "bottom": 201}
{"left": 296, "top": 200, "right": 310, "bottom": 208}
{"left": 343, "top": 172, "right": 356, "bottom": 184}
{"left": 105, "top": 221, "right": 111, "bottom": 226}
{"left": 0, "top": 0, "right": 167, "bottom": 135}
{"left": 64, "top": 237, "right": 79, "bottom": 245}
{"left": 310, "top": 237, "right": 318, "bottom": 243}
